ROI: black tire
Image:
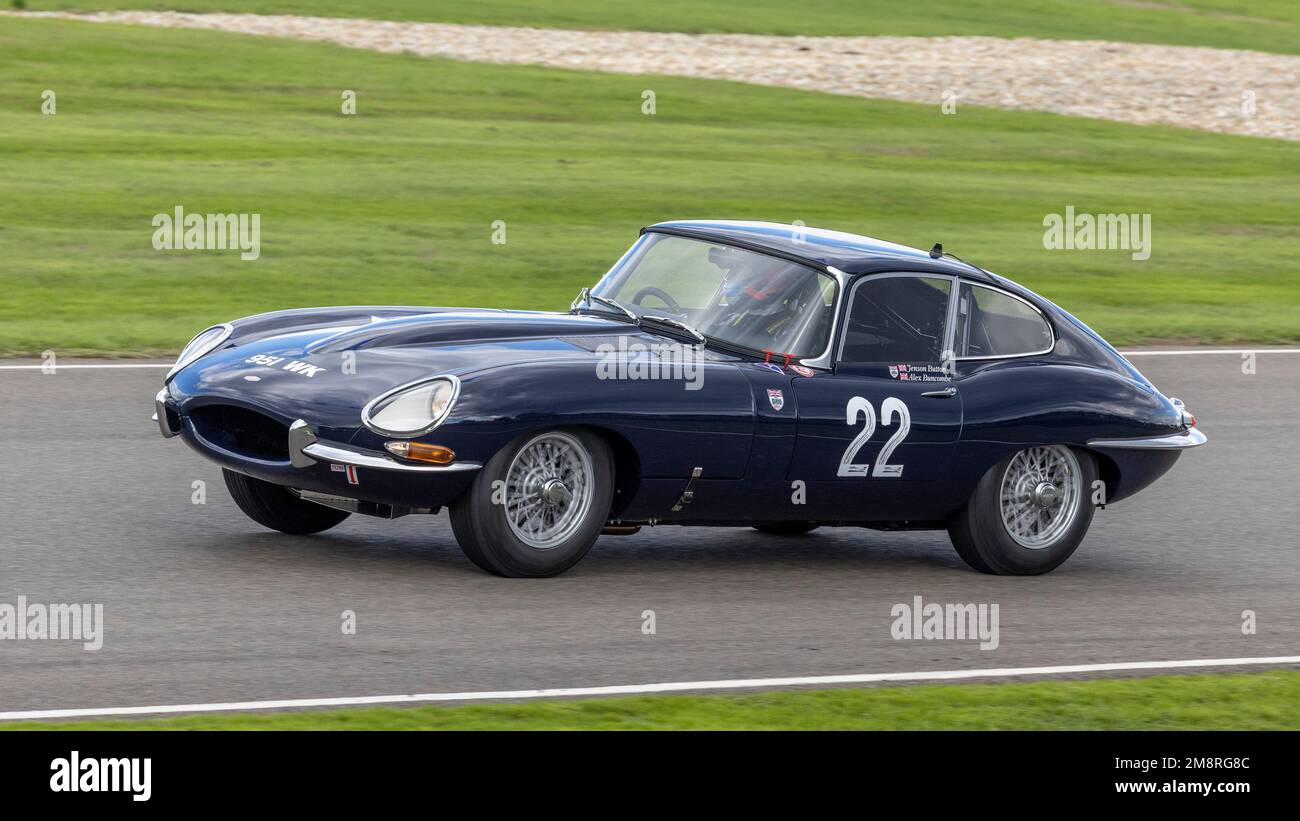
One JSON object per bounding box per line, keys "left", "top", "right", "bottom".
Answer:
{"left": 450, "top": 428, "right": 614, "bottom": 578}
{"left": 753, "top": 522, "right": 819, "bottom": 535}
{"left": 222, "top": 468, "right": 350, "bottom": 535}
{"left": 947, "top": 446, "right": 1096, "bottom": 575}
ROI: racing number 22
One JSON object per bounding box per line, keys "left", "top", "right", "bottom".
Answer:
{"left": 837, "top": 396, "right": 911, "bottom": 478}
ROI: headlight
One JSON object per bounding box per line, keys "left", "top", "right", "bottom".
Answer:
{"left": 166, "top": 323, "right": 233, "bottom": 381}
{"left": 362, "top": 376, "right": 460, "bottom": 437}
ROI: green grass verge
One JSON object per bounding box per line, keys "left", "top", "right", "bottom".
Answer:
{"left": 21, "top": 0, "right": 1300, "bottom": 56}
{"left": 0, "top": 16, "right": 1297, "bottom": 355}
{"left": 7, "top": 671, "right": 1298, "bottom": 730}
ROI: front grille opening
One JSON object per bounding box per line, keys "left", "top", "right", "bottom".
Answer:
{"left": 190, "top": 404, "right": 290, "bottom": 461}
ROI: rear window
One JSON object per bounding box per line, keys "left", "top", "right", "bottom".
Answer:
{"left": 954, "top": 283, "right": 1053, "bottom": 358}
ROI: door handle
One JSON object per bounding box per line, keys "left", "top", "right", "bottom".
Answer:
{"left": 921, "top": 387, "right": 957, "bottom": 398}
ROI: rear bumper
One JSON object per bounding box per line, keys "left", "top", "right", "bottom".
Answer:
{"left": 1087, "top": 428, "right": 1207, "bottom": 450}
{"left": 1084, "top": 429, "right": 1203, "bottom": 504}
{"left": 155, "top": 390, "right": 480, "bottom": 509}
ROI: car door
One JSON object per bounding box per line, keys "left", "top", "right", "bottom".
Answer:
{"left": 788, "top": 273, "right": 964, "bottom": 521}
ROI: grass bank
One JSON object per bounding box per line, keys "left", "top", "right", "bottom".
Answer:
{"left": 1, "top": 16, "right": 1296, "bottom": 355}
{"left": 6, "top": 671, "right": 1297, "bottom": 730}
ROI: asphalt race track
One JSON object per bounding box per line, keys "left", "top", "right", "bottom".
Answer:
{"left": 1, "top": 352, "right": 1296, "bottom": 714}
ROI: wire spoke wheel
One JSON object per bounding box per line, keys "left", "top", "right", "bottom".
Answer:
{"left": 503, "top": 431, "right": 594, "bottom": 551}
{"left": 998, "top": 445, "right": 1082, "bottom": 549}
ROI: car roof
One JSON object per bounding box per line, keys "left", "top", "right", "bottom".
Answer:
{"left": 644, "top": 220, "right": 996, "bottom": 281}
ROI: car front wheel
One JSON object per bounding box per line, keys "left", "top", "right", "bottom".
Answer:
{"left": 947, "top": 445, "right": 1096, "bottom": 575}
{"left": 222, "top": 468, "right": 351, "bottom": 535}
{"left": 450, "top": 428, "right": 614, "bottom": 577}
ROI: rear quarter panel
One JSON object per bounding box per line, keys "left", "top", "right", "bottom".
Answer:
{"left": 951, "top": 359, "right": 1185, "bottom": 504}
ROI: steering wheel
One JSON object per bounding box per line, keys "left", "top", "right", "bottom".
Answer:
{"left": 630, "top": 286, "right": 685, "bottom": 315}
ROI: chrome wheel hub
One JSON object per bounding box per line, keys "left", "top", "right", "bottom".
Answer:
{"left": 1032, "top": 481, "right": 1061, "bottom": 508}
{"left": 541, "top": 478, "right": 573, "bottom": 505}
{"left": 504, "top": 432, "right": 593, "bottom": 550}
{"left": 999, "top": 445, "right": 1082, "bottom": 549}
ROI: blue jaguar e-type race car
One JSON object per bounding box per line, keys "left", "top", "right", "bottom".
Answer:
{"left": 155, "top": 221, "right": 1204, "bottom": 577}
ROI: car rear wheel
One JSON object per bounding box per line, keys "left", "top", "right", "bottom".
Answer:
{"left": 222, "top": 468, "right": 351, "bottom": 535}
{"left": 753, "top": 522, "right": 819, "bottom": 535}
{"left": 450, "top": 428, "right": 614, "bottom": 577}
{"left": 947, "top": 445, "right": 1096, "bottom": 575}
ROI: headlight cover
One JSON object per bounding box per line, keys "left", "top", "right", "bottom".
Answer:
{"left": 166, "top": 323, "right": 233, "bottom": 382}
{"left": 362, "top": 375, "right": 460, "bottom": 437}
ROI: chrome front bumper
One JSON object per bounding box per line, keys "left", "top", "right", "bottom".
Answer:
{"left": 1087, "top": 428, "right": 1207, "bottom": 450}
{"left": 287, "top": 419, "right": 482, "bottom": 473}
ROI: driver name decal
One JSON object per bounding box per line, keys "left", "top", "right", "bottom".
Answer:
{"left": 889, "top": 363, "right": 951, "bottom": 382}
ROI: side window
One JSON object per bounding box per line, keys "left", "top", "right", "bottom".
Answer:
{"left": 954, "top": 283, "right": 1053, "bottom": 358}
{"left": 840, "top": 275, "right": 952, "bottom": 364}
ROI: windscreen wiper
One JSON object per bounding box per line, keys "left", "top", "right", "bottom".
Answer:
{"left": 570, "top": 288, "right": 704, "bottom": 344}
{"left": 570, "top": 287, "right": 637, "bottom": 323}
{"left": 638, "top": 314, "right": 706, "bottom": 345}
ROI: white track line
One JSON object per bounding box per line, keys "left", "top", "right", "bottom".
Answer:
{"left": 0, "top": 350, "right": 1297, "bottom": 371}
{"left": 0, "top": 363, "right": 171, "bottom": 370}
{"left": 2, "top": 656, "right": 1296, "bottom": 721}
